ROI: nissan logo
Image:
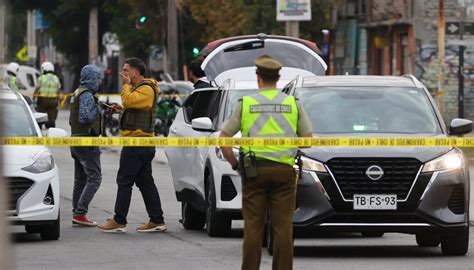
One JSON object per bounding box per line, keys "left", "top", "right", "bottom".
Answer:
{"left": 366, "top": 165, "right": 384, "bottom": 181}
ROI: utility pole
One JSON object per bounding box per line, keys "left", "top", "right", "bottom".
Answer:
{"left": 27, "top": 10, "right": 36, "bottom": 65}
{"left": 458, "top": 7, "right": 467, "bottom": 118}
{"left": 89, "top": 5, "right": 99, "bottom": 64}
{"left": 167, "top": 0, "right": 178, "bottom": 79}
{"left": 0, "top": 3, "right": 5, "bottom": 62}
{"left": 437, "top": 0, "right": 445, "bottom": 116}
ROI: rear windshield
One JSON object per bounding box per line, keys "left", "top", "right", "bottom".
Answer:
{"left": 296, "top": 87, "right": 442, "bottom": 134}
{"left": 1, "top": 99, "right": 38, "bottom": 136}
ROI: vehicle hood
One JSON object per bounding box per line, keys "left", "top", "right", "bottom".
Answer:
{"left": 2, "top": 145, "right": 49, "bottom": 165}
{"left": 300, "top": 133, "right": 452, "bottom": 163}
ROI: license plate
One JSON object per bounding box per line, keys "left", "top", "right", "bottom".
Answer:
{"left": 353, "top": 194, "right": 397, "bottom": 210}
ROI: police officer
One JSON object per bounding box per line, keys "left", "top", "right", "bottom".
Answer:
{"left": 6, "top": 62, "right": 25, "bottom": 92}
{"left": 34, "top": 61, "right": 61, "bottom": 128}
{"left": 219, "top": 55, "right": 312, "bottom": 270}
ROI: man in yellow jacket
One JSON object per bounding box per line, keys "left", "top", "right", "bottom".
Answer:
{"left": 98, "top": 57, "right": 166, "bottom": 233}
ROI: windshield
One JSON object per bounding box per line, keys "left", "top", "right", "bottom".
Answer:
{"left": 296, "top": 87, "right": 441, "bottom": 134}
{"left": 225, "top": 89, "right": 258, "bottom": 118}
{"left": 1, "top": 99, "right": 38, "bottom": 136}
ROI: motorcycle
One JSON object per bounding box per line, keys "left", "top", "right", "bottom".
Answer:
{"left": 154, "top": 90, "right": 181, "bottom": 136}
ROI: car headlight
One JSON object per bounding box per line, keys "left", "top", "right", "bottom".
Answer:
{"left": 422, "top": 149, "right": 464, "bottom": 173}
{"left": 215, "top": 147, "right": 239, "bottom": 161}
{"left": 301, "top": 156, "right": 327, "bottom": 172}
{"left": 22, "top": 152, "right": 54, "bottom": 174}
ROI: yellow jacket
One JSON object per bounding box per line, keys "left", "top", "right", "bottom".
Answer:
{"left": 120, "top": 78, "right": 160, "bottom": 137}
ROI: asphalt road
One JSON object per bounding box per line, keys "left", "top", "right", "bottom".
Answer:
{"left": 11, "top": 111, "right": 474, "bottom": 270}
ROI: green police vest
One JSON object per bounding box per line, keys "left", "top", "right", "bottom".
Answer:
{"left": 69, "top": 88, "right": 101, "bottom": 136}
{"left": 119, "top": 81, "right": 158, "bottom": 134}
{"left": 8, "top": 76, "right": 19, "bottom": 92}
{"left": 38, "top": 73, "right": 60, "bottom": 98}
{"left": 241, "top": 89, "right": 299, "bottom": 166}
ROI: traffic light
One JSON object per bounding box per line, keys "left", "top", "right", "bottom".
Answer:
{"left": 135, "top": 15, "right": 148, "bottom": 29}
{"left": 192, "top": 47, "right": 199, "bottom": 58}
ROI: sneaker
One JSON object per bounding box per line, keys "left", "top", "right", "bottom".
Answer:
{"left": 136, "top": 222, "right": 166, "bottom": 233}
{"left": 72, "top": 215, "right": 97, "bottom": 227}
{"left": 98, "top": 218, "right": 127, "bottom": 233}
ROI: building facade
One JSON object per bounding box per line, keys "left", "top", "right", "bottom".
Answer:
{"left": 333, "top": 0, "right": 474, "bottom": 122}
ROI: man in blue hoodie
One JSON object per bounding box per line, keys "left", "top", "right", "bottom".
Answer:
{"left": 69, "top": 65, "right": 103, "bottom": 226}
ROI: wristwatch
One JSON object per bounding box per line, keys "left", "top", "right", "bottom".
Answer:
{"left": 232, "top": 162, "right": 239, "bottom": 171}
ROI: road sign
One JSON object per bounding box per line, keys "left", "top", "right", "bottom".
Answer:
{"left": 446, "top": 22, "right": 460, "bottom": 35}
{"left": 16, "top": 47, "right": 28, "bottom": 62}
{"left": 464, "top": 22, "right": 474, "bottom": 35}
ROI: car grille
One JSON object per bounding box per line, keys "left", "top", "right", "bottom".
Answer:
{"left": 221, "top": 176, "right": 237, "bottom": 201}
{"left": 326, "top": 158, "right": 421, "bottom": 200}
{"left": 7, "top": 177, "right": 34, "bottom": 211}
{"left": 448, "top": 185, "right": 464, "bottom": 214}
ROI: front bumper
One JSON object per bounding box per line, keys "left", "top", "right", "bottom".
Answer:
{"left": 294, "top": 166, "right": 470, "bottom": 233}
{"left": 4, "top": 164, "right": 60, "bottom": 224}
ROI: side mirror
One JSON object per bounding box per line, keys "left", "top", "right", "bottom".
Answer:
{"left": 449, "top": 118, "right": 473, "bottom": 135}
{"left": 47, "top": 128, "right": 68, "bottom": 138}
{"left": 33, "top": 112, "right": 48, "bottom": 123}
{"left": 191, "top": 117, "right": 214, "bottom": 132}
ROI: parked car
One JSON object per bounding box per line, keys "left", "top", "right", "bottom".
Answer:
{"left": 1, "top": 63, "right": 40, "bottom": 96}
{"left": 1, "top": 84, "right": 67, "bottom": 240}
{"left": 272, "top": 75, "right": 470, "bottom": 256}
{"left": 166, "top": 34, "right": 327, "bottom": 237}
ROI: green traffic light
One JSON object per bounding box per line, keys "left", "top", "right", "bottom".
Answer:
{"left": 139, "top": 16, "right": 147, "bottom": 24}
{"left": 192, "top": 48, "right": 199, "bottom": 56}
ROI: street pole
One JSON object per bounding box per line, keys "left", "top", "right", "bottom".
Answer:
{"left": 27, "top": 10, "right": 36, "bottom": 65}
{"left": 89, "top": 5, "right": 99, "bottom": 64}
{"left": 0, "top": 3, "right": 5, "bottom": 62}
{"left": 167, "top": 0, "right": 178, "bottom": 79}
{"left": 437, "top": 0, "right": 445, "bottom": 117}
{"left": 285, "top": 21, "right": 299, "bottom": 38}
{"left": 458, "top": 8, "right": 466, "bottom": 118}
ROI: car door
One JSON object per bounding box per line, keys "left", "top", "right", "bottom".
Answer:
{"left": 165, "top": 88, "right": 222, "bottom": 197}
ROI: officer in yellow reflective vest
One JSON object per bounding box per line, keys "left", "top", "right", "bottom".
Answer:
{"left": 220, "top": 55, "right": 313, "bottom": 270}
{"left": 6, "top": 62, "right": 25, "bottom": 92}
{"left": 34, "top": 61, "right": 61, "bottom": 128}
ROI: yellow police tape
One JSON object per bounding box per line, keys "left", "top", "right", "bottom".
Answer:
{"left": 3, "top": 137, "right": 474, "bottom": 147}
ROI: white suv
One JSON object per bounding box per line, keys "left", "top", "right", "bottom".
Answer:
{"left": 166, "top": 34, "right": 327, "bottom": 236}
{"left": 1, "top": 85, "right": 66, "bottom": 240}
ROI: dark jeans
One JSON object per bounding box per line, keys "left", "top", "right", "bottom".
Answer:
{"left": 113, "top": 146, "right": 164, "bottom": 225}
{"left": 70, "top": 146, "right": 102, "bottom": 215}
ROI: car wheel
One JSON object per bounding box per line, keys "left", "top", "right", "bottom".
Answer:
{"left": 205, "top": 172, "right": 231, "bottom": 237}
{"left": 361, "top": 232, "right": 384, "bottom": 237}
{"left": 416, "top": 233, "right": 440, "bottom": 247}
{"left": 25, "top": 225, "right": 41, "bottom": 234}
{"left": 181, "top": 201, "right": 205, "bottom": 230}
{"left": 40, "top": 215, "right": 60, "bottom": 241}
{"left": 441, "top": 228, "right": 469, "bottom": 256}
{"left": 265, "top": 219, "right": 274, "bottom": 256}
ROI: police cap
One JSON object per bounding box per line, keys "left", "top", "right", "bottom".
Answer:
{"left": 255, "top": 55, "right": 282, "bottom": 76}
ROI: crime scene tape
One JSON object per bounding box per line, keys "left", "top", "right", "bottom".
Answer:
{"left": 3, "top": 137, "right": 474, "bottom": 147}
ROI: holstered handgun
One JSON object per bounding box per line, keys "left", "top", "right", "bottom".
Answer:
{"left": 239, "top": 150, "right": 257, "bottom": 183}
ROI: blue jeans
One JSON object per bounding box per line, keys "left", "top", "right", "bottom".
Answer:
{"left": 70, "top": 146, "right": 102, "bottom": 215}
{"left": 113, "top": 147, "right": 164, "bottom": 225}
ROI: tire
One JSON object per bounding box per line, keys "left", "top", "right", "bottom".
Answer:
{"left": 205, "top": 171, "right": 231, "bottom": 237}
{"left": 265, "top": 219, "right": 274, "bottom": 256}
{"left": 361, "top": 232, "right": 384, "bottom": 238}
{"left": 40, "top": 216, "right": 60, "bottom": 241}
{"left": 441, "top": 228, "right": 469, "bottom": 256}
{"left": 416, "top": 233, "right": 440, "bottom": 247}
{"left": 25, "top": 225, "right": 41, "bottom": 234}
{"left": 181, "top": 202, "right": 205, "bottom": 230}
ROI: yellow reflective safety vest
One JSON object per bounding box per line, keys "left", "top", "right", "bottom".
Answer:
{"left": 8, "top": 76, "right": 19, "bottom": 92}
{"left": 241, "top": 89, "right": 298, "bottom": 166}
{"left": 38, "top": 73, "right": 60, "bottom": 98}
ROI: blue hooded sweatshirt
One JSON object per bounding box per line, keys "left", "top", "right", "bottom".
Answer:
{"left": 77, "top": 65, "right": 101, "bottom": 124}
